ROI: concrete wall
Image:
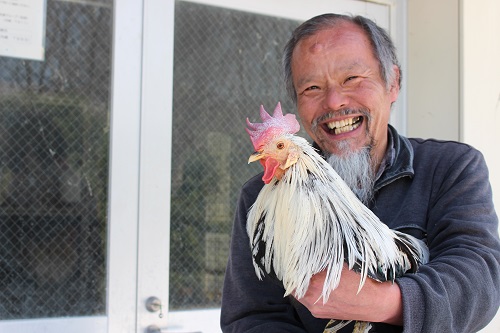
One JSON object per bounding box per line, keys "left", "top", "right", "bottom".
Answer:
{"left": 408, "top": 0, "right": 500, "bottom": 331}
{"left": 461, "top": 0, "right": 500, "bottom": 224}
{"left": 461, "top": 2, "right": 500, "bottom": 329}
{"left": 407, "top": 0, "right": 460, "bottom": 141}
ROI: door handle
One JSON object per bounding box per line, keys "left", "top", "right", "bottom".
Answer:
{"left": 146, "top": 325, "right": 202, "bottom": 333}
{"left": 145, "top": 297, "right": 202, "bottom": 333}
{"left": 146, "top": 296, "right": 164, "bottom": 317}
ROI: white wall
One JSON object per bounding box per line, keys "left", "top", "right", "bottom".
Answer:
{"left": 461, "top": 0, "right": 500, "bottom": 225}
{"left": 407, "top": 0, "right": 460, "bottom": 141}
{"left": 408, "top": 0, "right": 500, "bottom": 331}
{"left": 461, "top": 1, "right": 500, "bottom": 329}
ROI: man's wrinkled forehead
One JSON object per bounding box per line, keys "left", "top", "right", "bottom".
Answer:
{"left": 301, "top": 21, "right": 368, "bottom": 50}
{"left": 292, "top": 24, "right": 372, "bottom": 71}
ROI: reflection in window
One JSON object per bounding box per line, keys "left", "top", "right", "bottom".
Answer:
{"left": 0, "top": 0, "right": 112, "bottom": 319}
{"left": 171, "top": 1, "right": 300, "bottom": 310}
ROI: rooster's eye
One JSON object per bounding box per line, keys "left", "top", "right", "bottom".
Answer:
{"left": 276, "top": 142, "right": 285, "bottom": 150}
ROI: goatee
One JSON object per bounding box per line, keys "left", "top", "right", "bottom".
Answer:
{"left": 326, "top": 143, "right": 376, "bottom": 205}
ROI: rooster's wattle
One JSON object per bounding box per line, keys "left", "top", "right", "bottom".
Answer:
{"left": 245, "top": 102, "right": 429, "bottom": 333}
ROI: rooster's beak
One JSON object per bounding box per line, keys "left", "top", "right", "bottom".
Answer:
{"left": 248, "top": 151, "right": 264, "bottom": 164}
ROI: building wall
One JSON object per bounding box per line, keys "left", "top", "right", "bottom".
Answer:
{"left": 408, "top": 0, "right": 500, "bottom": 331}
{"left": 407, "top": 0, "right": 460, "bottom": 141}
{"left": 461, "top": 2, "right": 500, "bottom": 329}
{"left": 461, "top": 0, "right": 500, "bottom": 225}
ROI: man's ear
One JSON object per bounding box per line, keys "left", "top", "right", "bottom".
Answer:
{"left": 389, "top": 65, "right": 400, "bottom": 102}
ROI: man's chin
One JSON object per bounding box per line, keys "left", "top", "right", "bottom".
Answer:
{"left": 321, "top": 138, "right": 363, "bottom": 157}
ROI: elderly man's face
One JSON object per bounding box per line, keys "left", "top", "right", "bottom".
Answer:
{"left": 291, "top": 21, "right": 399, "bottom": 167}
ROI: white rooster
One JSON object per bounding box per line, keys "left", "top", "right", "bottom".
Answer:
{"left": 245, "top": 102, "right": 429, "bottom": 333}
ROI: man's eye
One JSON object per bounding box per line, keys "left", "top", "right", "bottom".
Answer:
{"left": 300, "top": 86, "right": 319, "bottom": 96}
{"left": 345, "top": 76, "right": 359, "bottom": 83}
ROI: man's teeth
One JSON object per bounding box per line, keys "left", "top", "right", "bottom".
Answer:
{"left": 326, "top": 116, "right": 361, "bottom": 135}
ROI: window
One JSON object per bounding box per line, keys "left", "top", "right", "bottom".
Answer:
{"left": 170, "top": 1, "right": 300, "bottom": 311}
{"left": 0, "top": 0, "right": 112, "bottom": 320}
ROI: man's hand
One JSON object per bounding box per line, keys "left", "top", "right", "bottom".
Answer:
{"left": 296, "top": 265, "right": 404, "bottom": 326}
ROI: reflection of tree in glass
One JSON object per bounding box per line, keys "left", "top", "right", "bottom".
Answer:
{"left": 0, "top": 0, "right": 112, "bottom": 321}
{"left": 170, "top": 151, "right": 217, "bottom": 309}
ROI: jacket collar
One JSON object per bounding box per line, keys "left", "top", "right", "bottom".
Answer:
{"left": 374, "top": 125, "right": 414, "bottom": 191}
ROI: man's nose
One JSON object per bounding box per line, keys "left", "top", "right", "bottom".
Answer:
{"left": 323, "top": 86, "right": 350, "bottom": 110}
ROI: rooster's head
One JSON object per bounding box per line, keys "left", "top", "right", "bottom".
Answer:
{"left": 246, "top": 102, "right": 301, "bottom": 184}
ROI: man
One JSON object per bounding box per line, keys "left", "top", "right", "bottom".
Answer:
{"left": 221, "top": 14, "right": 500, "bottom": 332}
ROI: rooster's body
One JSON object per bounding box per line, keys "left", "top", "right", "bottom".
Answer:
{"left": 245, "top": 103, "right": 429, "bottom": 333}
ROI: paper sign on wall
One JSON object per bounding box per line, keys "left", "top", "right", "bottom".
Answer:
{"left": 0, "top": 0, "right": 47, "bottom": 61}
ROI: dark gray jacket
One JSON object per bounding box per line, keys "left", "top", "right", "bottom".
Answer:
{"left": 221, "top": 126, "right": 500, "bottom": 333}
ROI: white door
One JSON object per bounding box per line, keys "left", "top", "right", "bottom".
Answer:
{"left": 163, "top": 1, "right": 398, "bottom": 333}
{"left": 0, "top": 1, "right": 398, "bottom": 333}
{"left": 0, "top": 0, "right": 126, "bottom": 331}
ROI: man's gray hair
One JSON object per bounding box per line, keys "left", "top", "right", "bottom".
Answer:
{"left": 283, "top": 13, "right": 401, "bottom": 104}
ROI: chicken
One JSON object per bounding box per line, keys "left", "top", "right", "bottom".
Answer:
{"left": 245, "top": 102, "right": 429, "bottom": 333}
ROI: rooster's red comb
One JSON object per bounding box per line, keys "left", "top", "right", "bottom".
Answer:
{"left": 246, "top": 102, "right": 300, "bottom": 150}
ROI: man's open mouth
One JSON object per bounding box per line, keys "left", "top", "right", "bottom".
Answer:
{"left": 326, "top": 116, "right": 363, "bottom": 135}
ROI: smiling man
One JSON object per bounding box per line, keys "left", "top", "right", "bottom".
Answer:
{"left": 291, "top": 21, "right": 396, "bottom": 163}
{"left": 289, "top": 19, "right": 398, "bottom": 206}
{"left": 221, "top": 14, "right": 500, "bottom": 333}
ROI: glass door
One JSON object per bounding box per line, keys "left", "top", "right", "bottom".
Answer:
{"left": 0, "top": 0, "right": 112, "bottom": 331}
{"left": 0, "top": 0, "right": 145, "bottom": 332}
{"left": 0, "top": 1, "right": 398, "bottom": 332}
{"left": 165, "top": 1, "right": 395, "bottom": 332}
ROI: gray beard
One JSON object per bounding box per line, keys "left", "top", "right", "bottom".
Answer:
{"left": 326, "top": 144, "right": 375, "bottom": 205}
